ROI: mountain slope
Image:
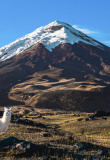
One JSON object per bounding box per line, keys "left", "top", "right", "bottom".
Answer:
{"left": 0, "top": 21, "right": 105, "bottom": 61}
{"left": 0, "top": 21, "right": 110, "bottom": 111}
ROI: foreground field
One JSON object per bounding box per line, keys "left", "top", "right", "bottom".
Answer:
{"left": 0, "top": 109, "right": 110, "bottom": 159}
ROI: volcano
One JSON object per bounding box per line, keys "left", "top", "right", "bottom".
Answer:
{"left": 0, "top": 21, "right": 110, "bottom": 112}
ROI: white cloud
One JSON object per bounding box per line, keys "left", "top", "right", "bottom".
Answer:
{"left": 103, "top": 41, "right": 110, "bottom": 46}
{"left": 72, "top": 25, "right": 110, "bottom": 47}
{"left": 72, "top": 25, "right": 98, "bottom": 34}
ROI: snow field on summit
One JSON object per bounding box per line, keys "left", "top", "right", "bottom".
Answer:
{"left": 0, "top": 21, "right": 103, "bottom": 61}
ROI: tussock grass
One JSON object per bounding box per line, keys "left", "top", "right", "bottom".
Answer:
{"left": 0, "top": 111, "right": 110, "bottom": 159}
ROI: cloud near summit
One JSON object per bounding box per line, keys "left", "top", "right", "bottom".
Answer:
{"left": 72, "top": 25, "right": 110, "bottom": 47}
{"left": 72, "top": 25, "right": 98, "bottom": 34}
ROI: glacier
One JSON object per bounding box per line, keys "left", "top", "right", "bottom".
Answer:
{"left": 0, "top": 21, "right": 103, "bottom": 61}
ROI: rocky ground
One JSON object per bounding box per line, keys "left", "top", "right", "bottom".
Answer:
{"left": 0, "top": 108, "right": 110, "bottom": 159}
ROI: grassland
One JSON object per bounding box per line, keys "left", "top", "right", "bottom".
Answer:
{"left": 0, "top": 109, "right": 110, "bottom": 159}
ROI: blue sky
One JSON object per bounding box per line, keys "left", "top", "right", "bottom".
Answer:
{"left": 0, "top": 0, "right": 110, "bottom": 48}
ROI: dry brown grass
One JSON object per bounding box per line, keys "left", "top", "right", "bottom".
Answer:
{"left": 0, "top": 110, "right": 110, "bottom": 159}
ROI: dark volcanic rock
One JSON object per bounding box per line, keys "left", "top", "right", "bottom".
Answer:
{"left": 0, "top": 137, "right": 36, "bottom": 151}
{"left": 12, "top": 141, "right": 36, "bottom": 151}
{"left": 77, "top": 118, "right": 83, "bottom": 121}
{"left": 94, "top": 110, "right": 110, "bottom": 117}
{"left": 36, "top": 123, "right": 47, "bottom": 128}
{"left": 12, "top": 118, "right": 47, "bottom": 128}
{"left": 73, "top": 142, "right": 86, "bottom": 150}
{"left": 43, "top": 133, "right": 52, "bottom": 137}
{"left": 12, "top": 118, "right": 36, "bottom": 125}
{"left": 94, "top": 110, "right": 107, "bottom": 117}
{"left": 0, "top": 137, "right": 19, "bottom": 149}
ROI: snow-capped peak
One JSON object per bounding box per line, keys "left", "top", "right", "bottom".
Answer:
{"left": 0, "top": 20, "right": 103, "bottom": 61}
